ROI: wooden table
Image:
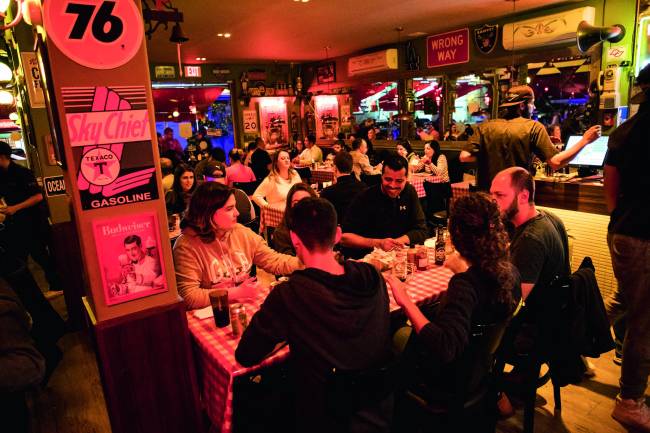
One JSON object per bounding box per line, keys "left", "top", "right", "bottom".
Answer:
{"left": 187, "top": 264, "right": 453, "bottom": 433}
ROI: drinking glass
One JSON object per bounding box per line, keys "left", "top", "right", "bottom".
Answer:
{"left": 210, "top": 289, "right": 230, "bottom": 328}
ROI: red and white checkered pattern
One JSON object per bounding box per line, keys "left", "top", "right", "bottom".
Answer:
{"left": 409, "top": 174, "right": 444, "bottom": 198}
{"left": 310, "top": 168, "right": 335, "bottom": 184}
{"left": 451, "top": 181, "right": 474, "bottom": 201}
{"left": 259, "top": 203, "right": 285, "bottom": 233}
{"left": 187, "top": 265, "right": 453, "bottom": 433}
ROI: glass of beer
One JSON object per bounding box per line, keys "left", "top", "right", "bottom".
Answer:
{"left": 209, "top": 289, "right": 230, "bottom": 328}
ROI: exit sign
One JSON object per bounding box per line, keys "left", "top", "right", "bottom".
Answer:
{"left": 184, "top": 65, "right": 202, "bottom": 77}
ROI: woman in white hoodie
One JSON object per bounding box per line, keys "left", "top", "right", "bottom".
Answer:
{"left": 173, "top": 182, "right": 301, "bottom": 309}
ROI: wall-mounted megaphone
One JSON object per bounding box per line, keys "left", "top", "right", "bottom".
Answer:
{"left": 576, "top": 20, "right": 626, "bottom": 53}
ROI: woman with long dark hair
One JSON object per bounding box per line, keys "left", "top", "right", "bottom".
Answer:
{"left": 387, "top": 192, "right": 520, "bottom": 370}
{"left": 271, "top": 183, "right": 318, "bottom": 255}
{"left": 173, "top": 182, "right": 301, "bottom": 309}
{"left": 165, "top": 164, "right": 196, "bottom": 216}
{"left": 413, "top": 141, "right": 449, "bottom": 182}
{"left": 396, "top": 139, "right": 417, "bottom": 164}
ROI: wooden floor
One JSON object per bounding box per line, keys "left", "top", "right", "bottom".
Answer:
{"left": 27, "top": 269, "right": 647, "bottom": 433}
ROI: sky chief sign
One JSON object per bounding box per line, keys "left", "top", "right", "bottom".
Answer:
{"left": 426, "top": 28, "right": 470, "bottom": 68}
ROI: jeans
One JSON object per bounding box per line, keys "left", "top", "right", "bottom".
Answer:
{"left": 606, "top": 233, "right": 650, "bottom": 400}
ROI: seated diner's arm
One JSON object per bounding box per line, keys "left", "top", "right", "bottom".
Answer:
{"left": 251, "top": 177, "right": 271, "bottom": 207}
{"left": 386, "top": 273, "right": 477, "bottom": 364}
{"left": 340, "top": 233, "right": 405, "bottom": 252}
{"left": 173, "top": 239, "right": 211, "bottom": 309}
{"left": 252, "top": 231, "right": 303, "bottom": 274}
{"left": 236, "top": 289, "right": 289, "bottom": 367}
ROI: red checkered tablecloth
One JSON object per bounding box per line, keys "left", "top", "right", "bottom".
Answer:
{"left": 451, "top": 181, "right": 474, "bottom": 201}
{"left": 187, "top": 264, "right": 453, "bottom": 433}
{"left": 310, "top": 168, "right": 335, "bottom": 184}
{"left": 259, "top": 203, "right": 285, "bottom": 233}
{"left": 409, "top": 173, "right": 444, "bottom": 198}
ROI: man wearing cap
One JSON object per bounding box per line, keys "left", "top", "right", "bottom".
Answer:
{"left": 460, "top": 85, "right": 601, "bottom": 191}
{"left": 0, "top": 141, "right": 63, "bottom": 293}
{"left": 603, "top": 64, "right": 650, "bottom": 432}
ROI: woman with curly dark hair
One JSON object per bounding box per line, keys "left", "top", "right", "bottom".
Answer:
{"left": 386, "top": 192, "right": 521, "bottom": 367}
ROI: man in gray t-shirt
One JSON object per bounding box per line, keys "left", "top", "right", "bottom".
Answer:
{"left": 490, "top": 167, "right": 569, "bottom": 311}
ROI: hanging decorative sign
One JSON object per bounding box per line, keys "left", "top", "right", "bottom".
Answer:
{"left": 426, "top": 28, "right": 470, "bottom": 68}
{"left": 154, "top": 65, "right": 176, "bottom": 79}
{"left": 93, "top": 212, "right": 168, "bottom": 306}
{"left": 43, "top": 0, "right": 144, "bottom": 70}
{"left": 473, "top": 24, "right": 499, "bottom": 54}
{"left": 62, "top": 85, "right": 158, "bottom": 210}
{"left": 502, "top": 6, "right": 595, "bottom": 51}
{"left": 20, "top": 52, "right": 45, "bottom": 108}
{"left": 43, "top": 176, "right": 67, "bottom": 197}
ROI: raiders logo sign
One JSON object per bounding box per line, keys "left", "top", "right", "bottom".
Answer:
{"left": 474, "top": 24, "right": 499, "bottom": 54}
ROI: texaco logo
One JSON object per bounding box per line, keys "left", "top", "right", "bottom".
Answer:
{"left": 80, "top": 147, "right": 121, "bottom": 186}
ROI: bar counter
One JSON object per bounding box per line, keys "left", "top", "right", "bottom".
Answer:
{"left": 535, "top": 176, "right": 607, "bottom": 215}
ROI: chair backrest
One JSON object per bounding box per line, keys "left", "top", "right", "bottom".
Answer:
{"left": 294, "top": 166, "right": 311, "bottom": 183}
{"left": 360, "top": 173, "right": 382, "bottom": 187}
{"left": 233, "top": 180, "right": 261, "bottom": 196}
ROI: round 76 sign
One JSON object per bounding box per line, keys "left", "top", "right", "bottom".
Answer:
{"left": 43, "top": 0, "right": 144, "bottom": 70}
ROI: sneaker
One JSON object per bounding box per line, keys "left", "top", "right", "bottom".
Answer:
{"left": 613, "top": 351, "right": 623, "bottom": 366}
{"left": 612, "top": 395, "right": 650, "bottom": 432}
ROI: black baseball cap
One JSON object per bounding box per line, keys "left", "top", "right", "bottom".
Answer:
{"left": 0, "top": 141, "right": 12, "bottom": 157}
{"left": 499, "top": 85, "right": 535, "bottom": 107}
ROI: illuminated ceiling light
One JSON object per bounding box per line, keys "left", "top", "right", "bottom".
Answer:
{"left": 9, "top": 111, "right": 18, "bottom": 120}
{"left": 195, "top": 57, "right": 206, "bottom": 61}
{"left": 0, "top": 0, "right": 10, "bottom": 13}
{"left": 526, "top": 76, "right": 531, "bottom": 84}
{"left": 0, "top": 62, "right": 12, "bottom": 82}
{"left": 172, "top": 109, "right": 180, "bottom": 118}
{"left": 223, "top": 33, "right": 231, "bottom": 38}
{"left": 0, "top": 90, "right": 14, "bottom": 105}
{"left": 217, "top": 33, "right": 223, "bottom": 37}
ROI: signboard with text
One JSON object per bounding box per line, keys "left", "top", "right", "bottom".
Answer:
{"left": 43, "top": 176, "right": 67, "bottom": 197}
{"left": 20, "top": 52, "right": 45, "bottom": 108}
{"left": 426, "top": 28, "right": 470, "bottom": 68}
{"left": 63, "top": 85, "right": 157, "bottom": 210}
{"left": 242, "top": 109, "right": 258, "bottom": 133}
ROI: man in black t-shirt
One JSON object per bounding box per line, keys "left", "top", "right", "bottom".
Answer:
{"left": 490, "top": 167, "right": 569, "bottom": 314}
{"left": 248, "top": 137, "right": 271, "bottom": 181}
{"left": 342, "top": 153, "right": 427, "bottom": 259}
{"left": 602, "top": 65, "right": 650, "bottom": 431}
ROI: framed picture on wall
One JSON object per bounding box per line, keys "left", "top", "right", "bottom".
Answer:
{"left": 93, "top": 212, "right": 168, "bottom": 306}
{"left": 316, "top": 61, "right": 336, "bottom": 84}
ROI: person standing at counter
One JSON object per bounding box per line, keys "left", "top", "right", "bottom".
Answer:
{"left": 603, "top": 65, "right": 650, "bottom": 432}
{"left": 459, "top": 85, "right": 601, "bottom": 191}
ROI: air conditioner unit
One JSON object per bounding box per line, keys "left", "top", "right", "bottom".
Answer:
{"left": 348, "top": 49, "right": 398, "bottom": 76}
{"left": 502, "top": 6, "right": 595, "bottom": 51}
